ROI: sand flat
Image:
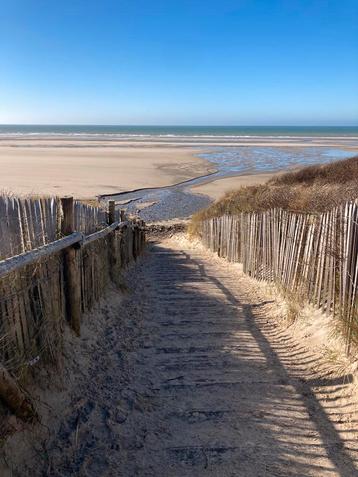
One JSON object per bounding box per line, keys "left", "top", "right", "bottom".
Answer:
{"left": 1, "top": 137, "right": 356, "bottom": 200}
{"left": 190, "top": 172, "right": 279, "bottom": 200}
{"left": 0, "top": 144, "right": 211, "bottom": 198}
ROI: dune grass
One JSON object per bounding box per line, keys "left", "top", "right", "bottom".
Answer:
{"left": 191, "top": 155, "right": 358, "bottom": 233}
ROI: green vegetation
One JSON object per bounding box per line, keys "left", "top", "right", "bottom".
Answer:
{"left": 191, "top": 155, "right": 358, "bottom": 233}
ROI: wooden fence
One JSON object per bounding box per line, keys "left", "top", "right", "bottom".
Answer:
{"left": 0, "top": 196, "right": 59, "bottom": 260}
{"left": 0, "top": 196, "right": 113, "bottom": 260}
{"left": 200, "top": 201, "right": 358, "bottom": 352}
{"left": 0, "top": 197, "right": 145, "bottom": 388}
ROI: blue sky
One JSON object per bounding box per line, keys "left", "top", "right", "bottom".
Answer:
{"left": 0, "top": 0, "right": 357, "bottom": 125}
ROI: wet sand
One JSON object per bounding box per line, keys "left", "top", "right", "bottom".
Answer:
{"left": 101, "top": 171, "right": 280, "bottom": 222}
{"left": 1, "top": 137, "right": 356, "bottom": 215}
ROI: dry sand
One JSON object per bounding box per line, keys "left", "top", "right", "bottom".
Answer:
{"left": 0, "top": 143, "right": 212, "bottom": 198}
{"left": 3, "top": 236, "right": 358, "bottom": 476}
{"left": 0, "top": 138, "right": 282, "bottom": 202}
{"left": 190, "top": 172, "right": 279, "bottom": 200}
{"left": 1, "top": 136, "right": 356, "bottom": 200}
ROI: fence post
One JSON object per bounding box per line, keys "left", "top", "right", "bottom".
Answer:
{"left": 61, "top": 197, "right": 81, "bottom": 336}
{"left": 108, "top": 200, "right": 116, "bottom": 225}
{"left": 108, "top": 200, "right": 119, "bottom": 285}
{"left": 141, "top": 219, "right": 146, "bottom": 253}
{"left": 133, "top": 219, "right": 138, "bottom": 259}
{"left": 0, "top": 365, "right": 38, "bottom": 422}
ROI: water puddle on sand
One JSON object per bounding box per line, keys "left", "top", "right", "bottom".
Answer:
{"left": 101, "top": 147, "right": 357, "bottom": 222}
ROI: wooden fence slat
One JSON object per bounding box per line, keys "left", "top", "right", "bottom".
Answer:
{"left": 200, "top": 202, "right": 358, "bottom": 351}
{"left": 0, "top": 192, "right": 146, "bottom": 415}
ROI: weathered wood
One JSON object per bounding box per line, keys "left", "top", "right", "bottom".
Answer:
{"left": 61, "top": 197, "right": 82, "bottom": 336}
{"left": 108, "top": 201, "right": 116, "bottom": 225}
{"left": 0, "top": 364, "right": 38, "bottom": 422}
{"left": 200, "top": 202, "right": 358, "bottom": 351}
{"left": 108, "top": 201, "right": 118, "bottom": 284}
{"left": 0, "top": 193, "right": 146, "bottom": 423}
{"left": 0, "top": 232, "right": 82, "bottom": 279}
{"left": 83, "top": 222, "right": 120, "bottom": 246}
{"left": 74, "top": 201, "right": 107, "bottom": 234}
{"left": 0, "top": 218, "right": 132, "bottom": 284}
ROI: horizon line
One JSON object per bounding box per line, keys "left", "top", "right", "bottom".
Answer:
{"left": 1, "top": 123, "right": 358, "bottom": 128}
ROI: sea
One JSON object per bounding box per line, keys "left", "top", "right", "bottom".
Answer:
{"left": 0, "top": 124, "right": 357, "bottom": 139}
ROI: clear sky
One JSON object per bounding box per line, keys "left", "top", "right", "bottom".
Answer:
{"left": 0, "top": 0, "right": 357, "bottom": 125}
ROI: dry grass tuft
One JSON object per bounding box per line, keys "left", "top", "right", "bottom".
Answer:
{"left": 78, "top": 198, "right": 102, "bottom": 208}
{"left": 191, "top": 155, "right": 358, "bottom": 232}
{"left": 272, "top": 155, "right": 358, "bottom": 186}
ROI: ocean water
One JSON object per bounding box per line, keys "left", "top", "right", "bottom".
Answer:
{"left": 0, "top": 124, "right": 358, "bottom": 138}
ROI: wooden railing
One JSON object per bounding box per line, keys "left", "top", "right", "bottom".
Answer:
{"left": 0, "top": 195, "right": 111, "bottom": 260}
{"left": 0, "top": 197, "right": 145, "bottom": 420}
{"left": 199, "top": 201, "right": 358, "bottom": 352}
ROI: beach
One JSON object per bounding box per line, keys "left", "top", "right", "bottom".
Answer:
{"left": 0, "top": 142, "right": 212, "bottom": 198}
{"left": 190, "top": 172, "right": 279, "bottom": 200}
{"left": 0, "top": 132, "right": 357, "bottom": 219}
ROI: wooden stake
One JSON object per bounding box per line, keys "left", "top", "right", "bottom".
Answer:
{"left": 61, "top": 197, "right": 81, "bottom": 336}
{"left": 0, "top": 364, "right": 38, "bottom": 422}
{"left": 108, "top": 201, "right": 119, "bottom": 285}
{"left": 108, "top": 200, "right": 116, "bottom": 225}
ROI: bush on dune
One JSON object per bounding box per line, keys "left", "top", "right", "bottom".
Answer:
{"left": 190, "top": 155, "right": 358, "bottom": 232}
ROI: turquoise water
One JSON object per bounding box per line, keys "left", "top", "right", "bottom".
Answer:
{"left": 0, "top": 125, "right": 357, "bottom": 138}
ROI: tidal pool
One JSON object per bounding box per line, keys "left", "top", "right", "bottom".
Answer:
{"left": 102, "top": 147, "right": 357, "bottom": 221}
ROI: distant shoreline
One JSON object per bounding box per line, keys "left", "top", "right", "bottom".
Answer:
{"left": 1, "top": 124, "right": 358, "bottom": 138}
{"left": 0, "top": 136, "right": 357, "bottom": 200}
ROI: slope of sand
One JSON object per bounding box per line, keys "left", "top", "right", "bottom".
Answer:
{"left": 0, "top": 144, "right": 212, "bottom": 198}
{"left": 190, "top": 172, "right": 279, "bottom": 200}
{"left": 3, "top": 237, "right": 358, "bottom": 475}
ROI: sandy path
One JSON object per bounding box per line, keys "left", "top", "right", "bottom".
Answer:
{"left": 23, "top": 238, "right": 358, "bottom": 476}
